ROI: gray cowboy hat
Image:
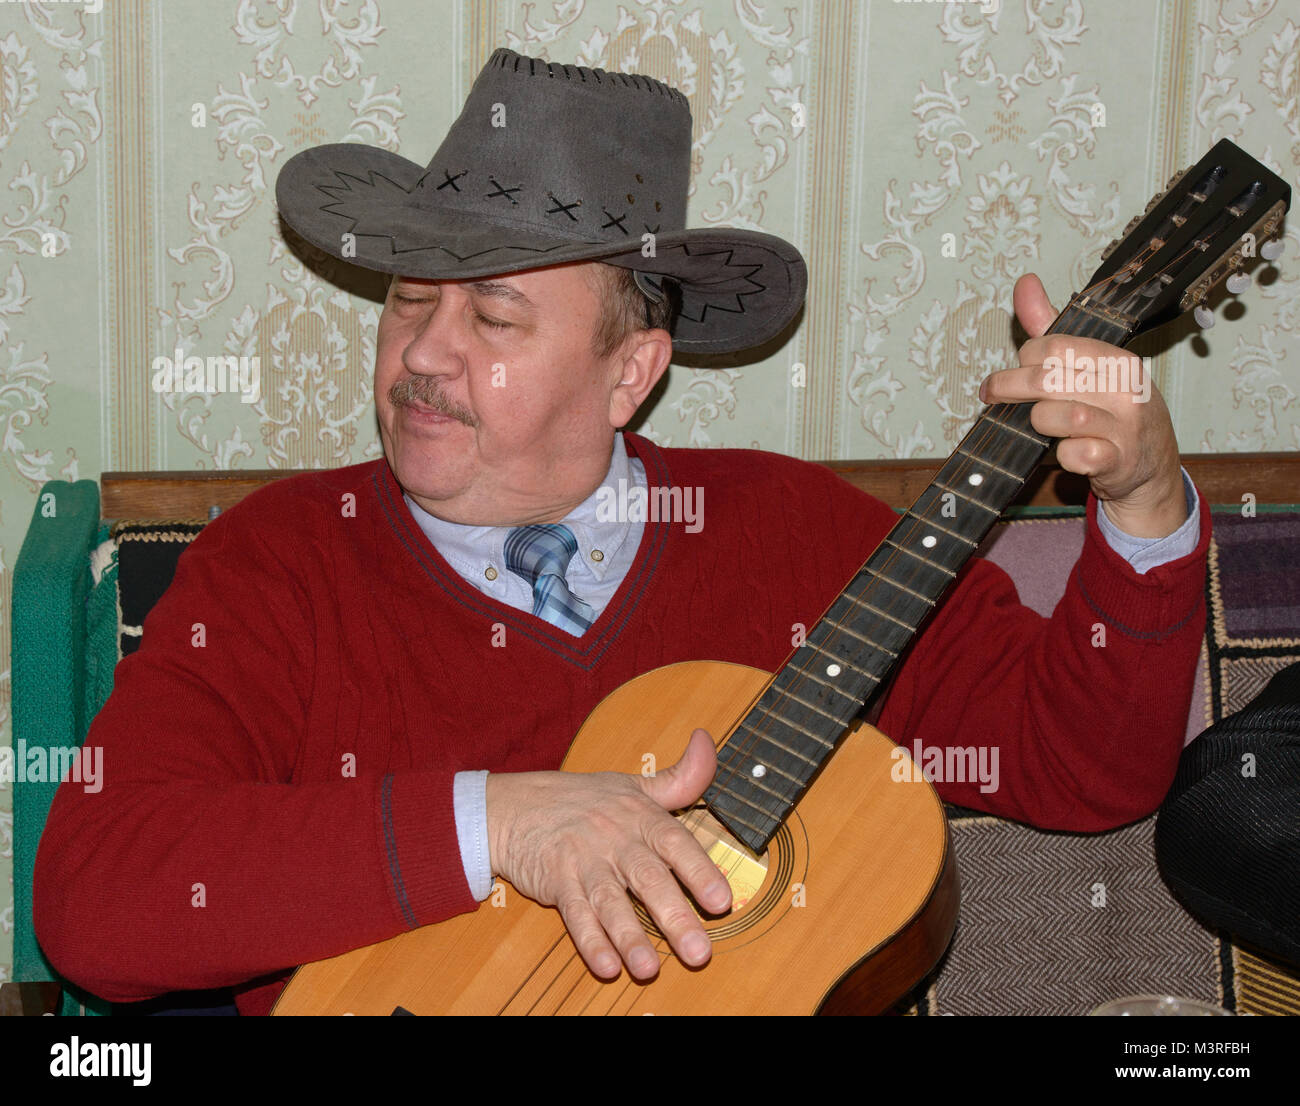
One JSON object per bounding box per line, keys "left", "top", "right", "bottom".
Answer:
{"left": 274, "top": 47, "right": 806, "bottom": 355}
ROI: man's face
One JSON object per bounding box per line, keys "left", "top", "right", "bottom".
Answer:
{"left": 375, "top": 262, "right": 643, "bottom": 526}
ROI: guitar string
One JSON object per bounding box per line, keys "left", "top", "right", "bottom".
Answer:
{"left": 513, "top": 252, "right": 1195, "bottom": 1014}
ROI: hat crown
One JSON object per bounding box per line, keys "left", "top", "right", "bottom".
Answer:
{"left": 411, "top": 48, "right": 691, "bottom": 246}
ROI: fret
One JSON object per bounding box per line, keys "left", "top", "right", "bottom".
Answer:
{"left": 799, "top": 639, "right": 881, "bottom": 683}
{"left": 735, "top": 722, "right": 820, "bottom": 766}
{"left": 938, "top": 456, "right": 1024, "bottom": 506}
{"left": 866, "top": 572, "right": 938, "bottom": 609}
{"left": 906, "top": 487, "right": 995, "bottom": 546}
{"left": 865, "top": 546, "right": 953, "bottom": 605}
{"left": 903, "top": 510, "right": 980, "bottom": 548}
{"left": 841, "top": 589, "right": 918, "bottom": 631}
{"left": 825, "top": 615, "right": 900, "bottom": 657}
{"left": 721, "top": 733, "right": 805, "bottom": 784}
{"left": 707, "top": 778, "right": 790, "bottom": 817}
{"left": 884, "top": 538, "right": 958, "bottom": 579}
{"left": 699, "top": 801, "right": 774, "bottom": 838}
{"left": 771, "top": 686, "right": 847, "bottom": 731}
{"left": 797, "top": 664, "right": 871, "bottom": 703}
{"left": 957, "top": 419, "right": 1049, "bottom": 475}
{"left": 934, "top": 480, "right": 1002, "bottom": 515}
{"left": 985, "top": 411, "right": 1049, "bottom": 447}
{"left": 715, "top": 763, "right": 795, "bottom": 804}
{"left": 953, "top": 446, "right": 1021, "bottom": 482}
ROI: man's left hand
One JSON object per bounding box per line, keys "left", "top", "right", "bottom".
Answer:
{"left": 979, "top": 273, "right": 1187, "bottom": 540}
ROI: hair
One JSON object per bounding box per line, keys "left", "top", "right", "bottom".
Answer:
{"left": 588, "top": 263, "right": 677, "bottom": 359}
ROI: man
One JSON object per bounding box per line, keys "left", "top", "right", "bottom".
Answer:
{"left": 34, "top": 48, "right": 1208, "bottom": 1014}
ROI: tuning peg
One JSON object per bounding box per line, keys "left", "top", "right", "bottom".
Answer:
{"left": 1194, "top": 304, "right": 1215, "bottom": 329}
{"left": 1226, "top": 271, "right": 1251, "bottom": 294}
{"left": 1260, "top": 238, "right": 1285, "bottom": 262}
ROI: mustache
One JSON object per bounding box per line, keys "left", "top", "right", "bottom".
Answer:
{"left": 388, "top": 378, "right": 477, "bottom": 427}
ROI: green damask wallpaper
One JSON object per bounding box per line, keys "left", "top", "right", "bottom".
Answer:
{"left": 1, "top": 0, "right": 1297, "bottom": 990}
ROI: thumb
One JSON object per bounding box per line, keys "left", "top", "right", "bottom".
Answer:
{"left": 640, "top": 728, "right": 717, "bottom": 812}
{"left": 1013, "top": 273, "right": 1058, "bottom": 339}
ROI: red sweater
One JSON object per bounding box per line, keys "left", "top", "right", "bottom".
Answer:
{"left": 33, "top": 434, "right": 1210, "bottom": 1014}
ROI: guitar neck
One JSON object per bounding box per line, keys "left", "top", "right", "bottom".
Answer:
{"left": 703, "top": 299, "right": 1134, "bottom": 853}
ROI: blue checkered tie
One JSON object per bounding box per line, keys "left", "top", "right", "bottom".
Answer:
{"left": 503, "top": 524, "right": 595, "bottom": 636}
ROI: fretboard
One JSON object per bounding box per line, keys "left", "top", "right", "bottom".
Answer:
{"left": 703, "top": 297, "right": 1132, "bottom": 853}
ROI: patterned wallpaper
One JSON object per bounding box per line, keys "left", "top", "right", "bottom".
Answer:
{"left": 1, "top": 0, "right": 1297, "bottom": 987}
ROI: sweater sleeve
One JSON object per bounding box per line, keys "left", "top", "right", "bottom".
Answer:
{"left": 872, "top": 488, "right": 1211, "bottom": 830}
{"left": 33, "top": 490, "right": 477, "bottom": 1006}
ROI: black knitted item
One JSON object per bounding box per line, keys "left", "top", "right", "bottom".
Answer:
{"left": 1155, "top": 662, "right": 1300, "bottom": 966}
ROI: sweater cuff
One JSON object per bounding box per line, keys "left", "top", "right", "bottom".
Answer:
{"left": 378, "top": 770, "right": 478, "bottom": 929}
{"left": 1077, "top": 482, "right": 1211, "bottom": 642}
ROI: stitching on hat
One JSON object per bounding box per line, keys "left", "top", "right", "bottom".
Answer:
{"left": 600, "top": 209, "right": 629, "bottom": 235}
{"left": 489, "top": 48, "right": 688, "bottom": 106}
{"left": 485, "top": 176, "right": 522, "bottom": 205}
{"left": 437, "top": 168, "right": 467, "bottom": 192}
{"left": 545, "top": 192, "right": 582, "bottom": 221}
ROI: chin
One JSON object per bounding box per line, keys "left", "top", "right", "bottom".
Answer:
{"left": 384, "top": 433, "right": 474, "bottom": 504}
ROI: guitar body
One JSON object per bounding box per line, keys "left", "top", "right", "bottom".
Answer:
{"left": 273, "top": 660, "right": 958, "bottom": 1015}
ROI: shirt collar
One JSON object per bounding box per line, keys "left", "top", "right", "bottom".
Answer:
{"left": 402, "top": 433, "right": 638, "bottom": 585}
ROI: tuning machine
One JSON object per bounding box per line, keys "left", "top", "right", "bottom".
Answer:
{"left": 1260, "top": 236, "right": 1285, "bottom": 262}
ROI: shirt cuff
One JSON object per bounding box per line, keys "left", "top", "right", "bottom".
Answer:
{"left": 453, "top": 770, "right": 493, "bottom": 902}
{"left": 1093, "top": 467, "right": 1201, "bottom": 575}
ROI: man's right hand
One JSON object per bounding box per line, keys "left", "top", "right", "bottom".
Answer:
{"left": 484, "top": 727, "right": 731, "bottom": 981}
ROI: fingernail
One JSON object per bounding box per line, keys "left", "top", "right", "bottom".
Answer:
{"left": 631, "top": 948, "right": 659, "bottom": 976}
{"left": 683, "top": 933, "right": 711, "bottom": 963}
{"left": 978, "top": 379, "right": 988, "bottom": 402}
{"left": 594, "top": 953, "right": 620, "bottom": 977}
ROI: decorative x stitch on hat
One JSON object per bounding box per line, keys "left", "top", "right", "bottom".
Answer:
{"left": 274, "top": 48, "right": 807, "bottom": 355}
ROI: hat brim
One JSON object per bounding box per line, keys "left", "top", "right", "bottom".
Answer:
{"left": 276, "top": 143, "right": 806, "bottom": 355}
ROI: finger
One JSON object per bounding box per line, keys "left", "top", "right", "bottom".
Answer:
{"left": 641, "top": 808, "right": 731, "bottom": 915}
{"left": 1053, "top": 435, "right": 1121, "bottom": 481}
{"left": 640, "top": 728, "right": 717, "bottom": 812}
{"left": 585, "top": 874, "right": 663, "bottom": 980}
{"left": 1028, "top": 398, "right": 1119, "bottom": 444}
{"left": 555, "top": 893, "right": 623, "bottom": 979}
{"left": 1013, "top": 273, "right": 1057, "bottom": 339}
{"left": 621, "top": 846, "right": 714, "bottom": 968}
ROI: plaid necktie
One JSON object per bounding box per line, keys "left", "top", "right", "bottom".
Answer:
{"left": 503, "top": 523, "right": 595, "bottom": 636}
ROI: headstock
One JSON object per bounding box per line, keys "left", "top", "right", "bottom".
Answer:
{"left": 1085, "top": 139, "right": 1290, "bottom": 339}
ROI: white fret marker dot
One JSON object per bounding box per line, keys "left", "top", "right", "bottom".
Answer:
{"left": 967, "top": 473, "right": 984, "bottom": 486}
{"left": 922, "top": 535, "right": 937, "bottom": 548}
{"left": 751, "top": 764, "right": 767, "bottom": 779}
{"left": 826, "top": 663, "right": 842, "bottom": 677}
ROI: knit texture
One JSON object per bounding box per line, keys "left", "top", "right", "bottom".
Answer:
{"left": 1155, "top": 661, "right": 1300, "bottom": 964}
{"left": 33, "top": 434, "right": 1211, "bottom": 1015}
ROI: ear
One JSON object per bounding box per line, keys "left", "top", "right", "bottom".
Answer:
{"left": 607, "top": 328, "right": 672, "bottom": 428}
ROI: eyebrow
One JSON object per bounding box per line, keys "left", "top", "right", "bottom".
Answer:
{"left": 467, "top": 280, "right": 535, "bottom": 311}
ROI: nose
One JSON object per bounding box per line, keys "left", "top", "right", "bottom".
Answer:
{"left": 400, "top": 285, "right": 470, "bottom": 382}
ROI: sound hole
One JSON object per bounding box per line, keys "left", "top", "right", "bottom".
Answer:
{"left": 632, "top": 807, "right": 795, "bottom": 943}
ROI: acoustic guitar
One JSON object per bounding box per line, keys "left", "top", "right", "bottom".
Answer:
{"left": 273, "top": 140, "right": 1289, "bottom": 1015}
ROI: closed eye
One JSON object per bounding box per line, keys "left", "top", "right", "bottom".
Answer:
{"left": 474, "top": 310, "right": 511, "bottom": 330}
